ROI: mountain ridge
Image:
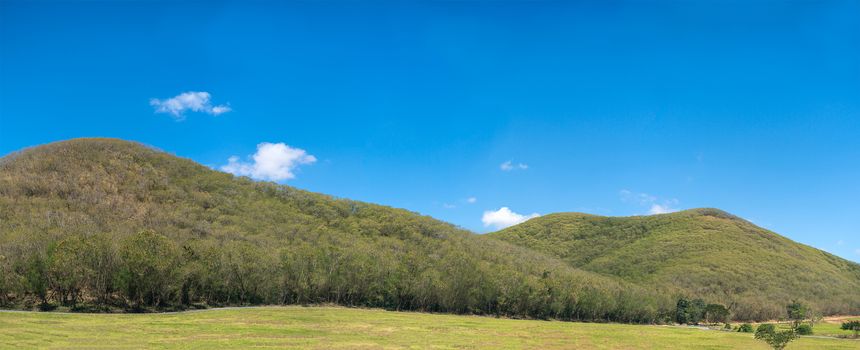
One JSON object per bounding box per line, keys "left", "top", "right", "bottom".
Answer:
{"left": 489, "top": 208, "right": 860, "bottom": 320}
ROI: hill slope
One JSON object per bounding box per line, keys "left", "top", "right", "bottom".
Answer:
{"left": 489, "top": 209, "right": 860, "bottom": 320}
{"left": 0, "top": 138, "right": 668, "bottom": 322}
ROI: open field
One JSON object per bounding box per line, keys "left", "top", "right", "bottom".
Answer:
{"left": 1, "top": 307, "right": 858, "bottom": 349}
{"left": 816, "top": 317, "right": 860, "bottom": 338}
{"left": 748, "top": 316, "right": 860, "bottom": 338}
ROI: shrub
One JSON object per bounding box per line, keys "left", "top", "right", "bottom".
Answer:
{"left": 795, "top": 324, "right": 812, "bottom": 335}
{"left": 842, "top": 321, "right": 860, "bottom": 337}
{"left": 756, "top": 323, "right": 776, "bottom": 334}
{"left": 737, "top": 323, "right": 754, "bottom": 333}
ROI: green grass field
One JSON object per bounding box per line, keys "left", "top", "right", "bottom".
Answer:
{"left": 745, "top": 317, "right": 860, "bottom": 339}
{"left": 1, "top": 307, "right": 858, "bottom": 349}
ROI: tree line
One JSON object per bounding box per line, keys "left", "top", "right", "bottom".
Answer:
{"left": 0, "top": 228, "right": 674, "bottom": 323}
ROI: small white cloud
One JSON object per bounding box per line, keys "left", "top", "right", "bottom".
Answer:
{"left": 210, "top": 105, "right": 231, "bottom": 115}
{"left": 500, "top": 161, "right": 528, "bottom": 171}
{"left": 620, "top": 189, "right": 679, "bottom": 215}
{"left": 150, "top": 91, "right": 231, "bottom": 120}
{"left": 837, "top": 240, "right": 844, "bottom": 246}
{"left": 855, "top": 248, "right": 860, "bottom": 256}
{"left": 648, "top": 203, "right": 678, "bottom": 215}
{"left": 466, "top": 197, "right": 477, "bottom": 204}
{"left": 220, "top": 142, "right": 316, "bottom": 181}
{"left": 482, "top": 207, "right": 540, "bottom": 230}
{"left": 443, "top": 203, "right": 457, "bottom": 209}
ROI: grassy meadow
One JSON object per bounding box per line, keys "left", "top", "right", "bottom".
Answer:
{"left": 749, "top": 316, "right": 860, "bottom": 338}
{"left": 1, "top": 306, "right": 858, "bottom": 349}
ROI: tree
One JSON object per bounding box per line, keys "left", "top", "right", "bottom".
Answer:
{"left": 737, "top": 323, "right": 754, "bottom": 333}
{"left": 82, "top": 233, "right": 119, "bottom": 306}
{"left": 117, "top": 231, "right": 181, "bottom": 309}
{"left": 687, "top": 299, "right": 706, "bottom": 324}
{"left": 218, "top": 241, "right": 276, "bottom": 304}
{"left": 794, "top": 324, "right": 812, "bottom": 335}
{"left": 675, "top": 298, "right": 710, "bottom": 325}
{"left": 808, "top": 308, "right": 823, "bottom": 330}
{"left": 675, "top": 298, "right": 690, "bottom": 324}
{"left": 786, "top": 301, "right": 808, "bottom": 330}
{"left": 48, "top": 237, "right": 86, "bottom": 306}
{"left": 755, "top": 324, "right": 797, "bottom": 350}
{"left": 22, "top": 254, "right": 49, "bottom": 308}
{"left": 0, "top": 255, "right": 22, "bottom": 306}
{"left": 704, "top": 303, "right": 730, "bottom": 324}
{"left": 842, "top": 321, "right": 860, "bottom": 338}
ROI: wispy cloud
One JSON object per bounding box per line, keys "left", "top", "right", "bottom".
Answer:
{"left": 648, "top": 203, "right": 676, "bottom": 215}
{"left": 619, "top": 189, "right": 657, "bottom": 205}
{"left": 150, "top": 91, "right": 231, "bottom": 120}
{"left": 220, "top": 142, "right": 316, "bottom": 181}
{"left": 500, "top": 161, "right": 528, "bottom": 171}
{"left": 442, "top": 197, "right": 476, "bottom": 209}
{"left": 482, "top": 207, "right": 540, "bottom": 229}
{"left": 620, "top": 189, "right": 679, "bottom": 215}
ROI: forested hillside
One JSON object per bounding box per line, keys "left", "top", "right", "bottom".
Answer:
{"left": 490, "top": 210, "right": 860, "bottom": 320}
{"left": 0, "top": 138, "right": 670, "bottom": 322}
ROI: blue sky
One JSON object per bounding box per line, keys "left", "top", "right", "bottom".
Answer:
{"left": 1, "top": 1, "right": 858, "bottom": 262}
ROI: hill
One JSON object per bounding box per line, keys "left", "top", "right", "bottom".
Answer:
{"left": 489, "top": 209, "right": 860, "bottom": 320}
{"left": 0, "top": 138, "right": 668, "bottom": 322}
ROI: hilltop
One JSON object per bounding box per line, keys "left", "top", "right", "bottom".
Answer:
{"left": 0, "top": 138, "right": 667, "bottom": 321}
{"left": 489, "top": 209, "right": 860, "bottom": 320}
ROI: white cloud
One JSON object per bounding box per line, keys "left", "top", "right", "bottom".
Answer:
{"left": 837, "top": 240, "right": 844, "bottom": 246}
{"left": 500, "top": 161, "right": 528, "bottom": 171}
{"left": 648, "top": 203, "right": 678, "bottom": 215}
{"left": 150, "top": 91, "right": 231, "bottom": 120}
{"left": 620, "top": 189, "right": 679, "bottom": 215}
{"left": 855, "top": 248, "right": 860, "bottom": 256}
{"left": 443, "top": 203, "right": 457, "bottom": 209}
{"left": 482, "top": 207, "right": 540, "bottom": 230}
{"left": 220, "top": 142, "right": 316, "bottom": 181}
{"left": 466, "top": 197, "right": 477, "bottom": 204}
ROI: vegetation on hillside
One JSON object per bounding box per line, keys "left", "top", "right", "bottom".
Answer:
{"left": 0, "top": 138, "right": 670, "bottom": 322}
{"left": 489, "top": 210, "right": 860, "bottom": 320}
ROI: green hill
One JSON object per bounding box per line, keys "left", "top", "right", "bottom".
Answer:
{"left": 489, "top": 209, "right": 860, "bottom": 320}
{"left": 0, "top": 138, "right": 668, "bottom": 322}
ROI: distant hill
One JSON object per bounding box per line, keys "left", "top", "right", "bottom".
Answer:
{"left": 489, "top": 209, "right": 860, "bottom": 320}
{"left": 0, "top": 138, "right": 667, "bottom": 322}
